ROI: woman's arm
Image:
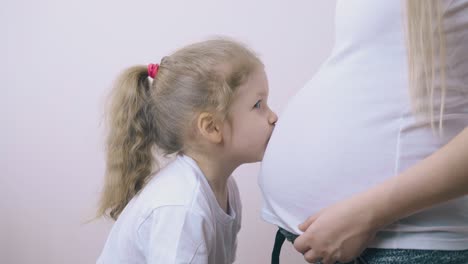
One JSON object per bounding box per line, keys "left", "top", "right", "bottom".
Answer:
{"left": 366, "top": 127, "right": 468, "bottom": 228}
{"left": 293, "top": 127, "right": 468, "bottom": 264}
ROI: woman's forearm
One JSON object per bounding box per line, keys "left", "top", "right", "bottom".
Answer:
{"left": 362, "top": 127, "right": 468, "bottom": 229}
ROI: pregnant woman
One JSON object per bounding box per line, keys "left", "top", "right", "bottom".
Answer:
{"left": 259, "top": 1, "right": 468, "bottom": 263}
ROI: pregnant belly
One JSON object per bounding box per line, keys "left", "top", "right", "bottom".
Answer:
{"left": 259, "top": 75, "right": 402, "bottom": 228}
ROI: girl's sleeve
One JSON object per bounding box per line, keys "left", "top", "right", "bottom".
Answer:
{"left": 138, "top": 206, "right": 213, "bottom": 264}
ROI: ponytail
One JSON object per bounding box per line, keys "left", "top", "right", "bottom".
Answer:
{"left": 98, "top": 66, "right": 158, "bottom": 220}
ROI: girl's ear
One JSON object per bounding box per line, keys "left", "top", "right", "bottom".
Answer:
{"left": 196, "top": 112, "right": 223, "bottom": 144}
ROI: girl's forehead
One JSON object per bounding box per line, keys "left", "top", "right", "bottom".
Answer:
{"left": 235, "top": 70, "right": 269, "bottom": 96}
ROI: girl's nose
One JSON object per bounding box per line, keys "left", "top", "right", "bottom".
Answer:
{"left": 269, "top": 111, "right": 278, "bottom": 125}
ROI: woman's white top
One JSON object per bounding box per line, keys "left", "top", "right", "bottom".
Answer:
{"left": 259, "top": 0, "right": 468, "bottom": 250}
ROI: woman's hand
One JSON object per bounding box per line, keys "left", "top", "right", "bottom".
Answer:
{"left": 293, "top": 196, "right": 379, "bottom": 264}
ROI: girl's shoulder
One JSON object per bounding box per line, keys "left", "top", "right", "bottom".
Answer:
{"left": 135, "top": 157, "right": 202, "bottom": 212}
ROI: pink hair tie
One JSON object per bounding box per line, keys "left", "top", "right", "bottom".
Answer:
{"left": 147, "top": 63, "right": 159, "bottom": 78}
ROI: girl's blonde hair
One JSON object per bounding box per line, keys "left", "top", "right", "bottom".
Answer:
{"left": 406, "top": 0, "right": 447, "bottom": 134}
{"left": 98, "top": 38, "right": 262, "bottom": 220}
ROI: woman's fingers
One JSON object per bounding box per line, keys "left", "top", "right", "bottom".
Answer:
{"left": 302, "top": 249, "right": 337, "bottom": 264}
{"left": 293, "top": 232, "right": 311, "bottom": 254}
{"left": 298, "top": 213, "right": 319, "bottom": 232}
{"left": 303, "top": 249, "right": 321, "bottom": 263}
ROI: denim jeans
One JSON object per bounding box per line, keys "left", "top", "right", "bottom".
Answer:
{"left": 277, "top": 227, "right": 468, "bottom": 264}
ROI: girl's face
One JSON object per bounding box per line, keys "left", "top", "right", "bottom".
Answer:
{"left": 222, "top": 67, "right": 278, "bottom": 164}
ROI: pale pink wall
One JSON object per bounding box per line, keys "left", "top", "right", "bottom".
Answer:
{"left": 2, "top": 0, "right": 336, "bottom": 263}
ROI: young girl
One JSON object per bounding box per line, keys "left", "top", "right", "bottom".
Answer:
{"left": 96, "top": 38, "right": 277, "bottom": 264}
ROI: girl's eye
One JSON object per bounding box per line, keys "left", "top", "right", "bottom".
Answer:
{"left": 254, "top": 100, "right": 262, "bottom": 109}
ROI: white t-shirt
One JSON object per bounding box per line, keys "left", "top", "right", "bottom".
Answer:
{"left": 97, "top": 155, "right": 242, "bottom": 264}
{"left": 259, "top": 0, "right": 468, "bottom": 250}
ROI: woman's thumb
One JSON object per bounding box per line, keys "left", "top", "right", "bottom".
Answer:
{"left": 298, "top": 213, "right": 319, "bottom": 232}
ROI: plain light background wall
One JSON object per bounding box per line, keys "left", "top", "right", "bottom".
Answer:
{"left": 2, "top": 0, "right": 337, "bottom": 263}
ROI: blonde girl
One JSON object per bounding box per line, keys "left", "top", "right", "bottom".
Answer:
{"left": 97, "top": 38, "right": 277, "bottom": 264}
